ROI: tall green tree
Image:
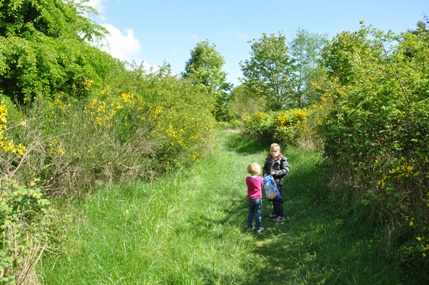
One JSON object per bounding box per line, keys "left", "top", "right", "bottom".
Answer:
{"left": 0, "top": 0, "right": 105, "bottom": 40}
{"left": 183, "top": 40, "right": 231, "bottom": 121}
{"left": 320, "top": 22, "right": 388, "bottom": 87}
{"left": 240, "top": 32, "right": 295, "bottom": 111}
{"left": 0, "top": 0, "right": 116, "bottom": 105}
{"left": 289, "top": 28, "right": 327, "bottom": 107}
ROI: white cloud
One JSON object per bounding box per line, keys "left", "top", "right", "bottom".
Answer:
{"left": 82, "top": 0, "right": 159, "bottom": 73}
{"left": 100, "top": 24, "right": 142, "bottom": 62}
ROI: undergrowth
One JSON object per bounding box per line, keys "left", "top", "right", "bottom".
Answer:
{"left": 38, "top": 130, "right": 423, "bottom": 284}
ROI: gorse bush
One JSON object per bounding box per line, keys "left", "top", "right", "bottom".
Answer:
{"left": 4, "top": 68, "right": 215, "bottom": 197}
{"left": 316, "top": 22, "right": 429, "bottom": 263}
{"left": 0, "top": 103, "right": 25, "bottom": 157}
{"left": 241, "top": 108, "right": 313, "bottom": 148}
{"left": 0, "top": 66, "right": 215, "bottom": 283}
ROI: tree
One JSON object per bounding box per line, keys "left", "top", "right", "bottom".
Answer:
{"left": 183, "top": 40, "right": 232, "bottom": 120}
{"left": 0, "top": 0, "right": 105, "bottom": 40}
{"left": 0, "top": 0, "right": 114, "bottom": 105}
{"left": 226, "top": 84, "right": 265, "bottom": 120}
{"left": 240, "top": 32, "right": 295, "bottom": 111}
{"left": 289, "top": 28, "right": 327, "bottom": 107}
{"left": 320, "top": 22, "right": 389, "bottom": 87}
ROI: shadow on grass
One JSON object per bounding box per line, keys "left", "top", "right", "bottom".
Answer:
{"left": 220, "top": 131, "right": 410, "bottom": 284}
{"left": 244, "top": 159, "right": 411, "bottom": 285}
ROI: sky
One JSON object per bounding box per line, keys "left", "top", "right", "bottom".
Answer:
{"left": 86, "top": 0, "right": 427, "bottom": 87}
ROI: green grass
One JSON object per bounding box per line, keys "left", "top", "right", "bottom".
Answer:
{"left": 39, "top": 130, "right": 413, "bottom": 284}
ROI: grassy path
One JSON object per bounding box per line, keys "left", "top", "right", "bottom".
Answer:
{"left": 40, "top": 130, "right": 407, "bottom": 284}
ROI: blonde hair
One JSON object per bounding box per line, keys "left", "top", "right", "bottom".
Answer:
{"left": 270, "top": 143, "right": 281, "bottom": 151}
{"left": 247, "top": 162, "right": 261, "bottom": 175}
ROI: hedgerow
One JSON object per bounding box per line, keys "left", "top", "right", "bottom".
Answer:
{"left": 316, "top": 22, "right": 429, "bottom": 268}
{"left": 2, "top": 69, "right": 215, "bottom": 197}
{"left": 0, "top": 67, "right": 215, "bottom": 283}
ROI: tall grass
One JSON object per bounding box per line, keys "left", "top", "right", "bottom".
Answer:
{"left": 39, "top": 130, "right": 418, "bottom": 284}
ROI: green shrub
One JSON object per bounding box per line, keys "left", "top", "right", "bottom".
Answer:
{"left": 316, "top": 22, "right": 429, "bottom": 263}
{"left": 0, "top": 178, "right": 55, "bottom": 284}
{"left": 241, "top": 108, "right": 312, "bottom": 147}
{"left": 1, "top": 66, "right": 215, "bottom": 198}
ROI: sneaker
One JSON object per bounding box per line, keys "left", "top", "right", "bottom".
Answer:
{"left": 247, "top": 226, "right": 255, "bottom": 231}
{"left": 256, "top": 227, "right": 264, "bottom": 233}
{"left": 268, "top": 213, "right": 277, "bottom": 218}
{"left": 272, "top": 216, "right": 285, "bottom": 222}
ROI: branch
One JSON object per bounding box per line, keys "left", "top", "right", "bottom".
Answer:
{"left": 383, "top": 47, "right": 410, "bottom": 104}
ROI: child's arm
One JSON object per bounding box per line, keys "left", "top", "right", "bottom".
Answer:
{"left": 274, "top": 157, "right": 290, "bottom": 177}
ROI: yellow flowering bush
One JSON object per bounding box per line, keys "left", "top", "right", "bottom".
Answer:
{"left": 13, "top": 69, "right": 215, "bottom": 196}
{"left": 0, "top": 104, "right": 26, "bottom": 157}
{"left": 242, "top": 108, "right": 311, "bottom": 147}
{"left": 316, "top": 24, "right": 429, "bottom": 267}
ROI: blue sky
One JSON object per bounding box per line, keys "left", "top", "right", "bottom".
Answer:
{"left": 87, "top": 0, "right": 427, "bottom": 87}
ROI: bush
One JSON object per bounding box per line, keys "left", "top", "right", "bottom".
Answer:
{"left": 316, "top": 22, "right": 429, "bottom": 265}
{"left": 241, "top": 108, "right": 312, "bottom": 148}
{"left": 1, "top": 66, "right": 215, "bottom": 198}
{"left": 0, "top": 66, "right": 216, "bottom": 283}
{"left": 0, "top": 178, "right": 55, "bottom": 284}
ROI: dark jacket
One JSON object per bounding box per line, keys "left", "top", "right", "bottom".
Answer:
{"left": 263, "top": 154, "right": 290, "bottom": 186}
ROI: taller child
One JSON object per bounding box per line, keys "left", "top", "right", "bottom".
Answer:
{"left": 263, "top": 143, "right": 290, "bottom": 222}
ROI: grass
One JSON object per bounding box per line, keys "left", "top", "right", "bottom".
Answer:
{"left": 39, "top": 129, "right": 414, "bottom": 284}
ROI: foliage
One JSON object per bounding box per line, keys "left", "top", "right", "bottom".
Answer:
{"left": 0, "top": 0, "right": 115, "bottom": 104}
{"left": 0, "top": 0, "right": 105, "bottom": 40}
{"left": 241, "top": 108, "right": 312, "bottom": 148}
{"left": 1, "top": 64, "right": 216, "bottom": 282}
{"left": 1, "top": 69, "right": 213, "bottom": 197}
{"left": 0, "top": 103, "right": 25, "bottom": 158}
{"left": 0, "top": 178, "right": 56, "bottom": 285}
{"left": 223, "top": 84, "right": 265, "bottom": 122}
{"left": 240, "top": 32, "right": 295, "bottom": 111}
{"left": 317, "top": 21, "right": 429, "bottom": 264}
{"left": 0, "top": 0, "right": 218, "bottom": 283}
{"left": 289, "top": 28, "right": 328, "bottom": 107}
{"left": 39, "top": 131, "right": 265, "bottom": 284}
{"left": 38, "top": 130, "right": 422, "bottom": 284}
{"left": 183, "top": 40, "right": 232, "bottom": 121}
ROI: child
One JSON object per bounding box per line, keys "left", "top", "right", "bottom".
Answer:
{"left": 263, "top": 143, "right": 290, "bottom": 222}
{"left": 246, "top": 162, "right": 264, "bottom": 233}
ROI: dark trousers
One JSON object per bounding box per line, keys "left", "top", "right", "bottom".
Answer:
{"left": 272, "top": 185, "right": 284, "bottom": 217}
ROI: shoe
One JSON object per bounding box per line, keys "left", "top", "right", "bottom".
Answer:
{"left": 247, "top": 226, "right": 255, "bottom": 231}
{"left": 256, "top": 227, "right": 264, "bottom": 233}
{"left": 272, "top": 216, "right": 285, "bottom": 222}
{"left": 268, "top": 213, "right": 277, "bottom": 218}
